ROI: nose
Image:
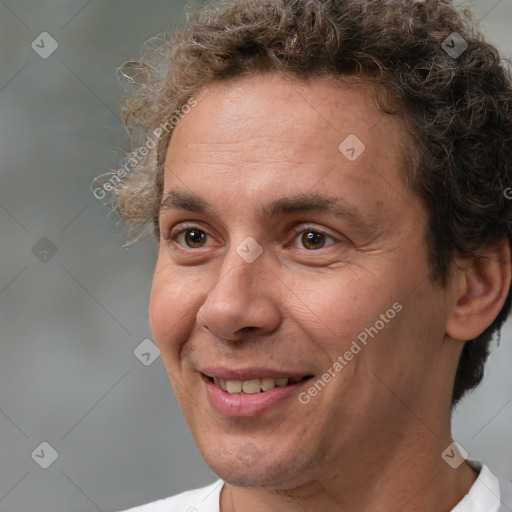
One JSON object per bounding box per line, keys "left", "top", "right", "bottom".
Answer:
{"left": 196, "top": 242, "right": 282, "bottom": 341}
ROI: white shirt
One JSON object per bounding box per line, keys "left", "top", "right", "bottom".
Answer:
{"left": 119, "top": 461, "right": 512, "bottom": 512}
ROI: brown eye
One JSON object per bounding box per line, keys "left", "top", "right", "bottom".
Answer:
{"left": 182, "top": 228, "right": 207, "bottom": 248}
{"left": 301, "top": 231, "right": 327, "bottom": 250}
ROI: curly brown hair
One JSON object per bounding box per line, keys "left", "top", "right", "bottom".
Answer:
{"left": 108, "top": 0, "right": 512, "bottom": 405}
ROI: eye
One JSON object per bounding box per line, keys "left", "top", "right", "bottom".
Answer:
{"left": 170, "top": 226, "right": 211, "bottom": 249}
{"left": 291, "top": 226, "right": 338, "bottom": 250}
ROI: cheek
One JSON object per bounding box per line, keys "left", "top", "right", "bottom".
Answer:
{"left": 295, "top": 273, "right": 395, "bottom": 353}
{"left": 148, "top": 282, "right": 167, "bottom": 346}
{"left": 148, "top": 265, "right": 199, "bottom": 357}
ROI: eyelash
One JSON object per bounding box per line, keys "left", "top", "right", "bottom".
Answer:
{"left": 167, "top": 223, "right": 338, "bottom": 251}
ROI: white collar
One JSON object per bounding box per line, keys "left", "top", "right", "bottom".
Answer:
{"left": 450, "top": 460, "right": 502, "bottom": 512}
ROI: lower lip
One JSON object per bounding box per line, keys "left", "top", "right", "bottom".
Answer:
{"left": 202, "top": 375, "right": 311, "bottom": 417}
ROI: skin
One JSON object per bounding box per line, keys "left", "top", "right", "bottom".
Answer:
{"left": 149, "top": 72, "right": 511, "bottom": 511}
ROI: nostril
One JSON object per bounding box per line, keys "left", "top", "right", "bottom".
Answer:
{"left": 234, "top": 326, "right": 258, "bottom": 337}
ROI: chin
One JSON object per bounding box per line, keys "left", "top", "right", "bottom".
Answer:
{"left": 200, "top": 441, "right": 319, "bottom": 490}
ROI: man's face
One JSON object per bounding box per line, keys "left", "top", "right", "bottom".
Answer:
{"left": 150, "top": 73, "right": 451, "bottom": 488}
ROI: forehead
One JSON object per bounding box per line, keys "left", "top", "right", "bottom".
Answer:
{"left": 161, "top": 72, "right": 415, "bottom": 223}
{"left": 166, "top": 73, "right": 398, "bottom": 163}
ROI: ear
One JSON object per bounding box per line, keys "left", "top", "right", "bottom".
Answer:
{"left": 446, "top": 239, "right": 511, "bottom": 341}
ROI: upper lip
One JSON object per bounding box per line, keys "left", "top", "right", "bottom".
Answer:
{"left": 200, "top": 367, "right": 313, "bottom": 380}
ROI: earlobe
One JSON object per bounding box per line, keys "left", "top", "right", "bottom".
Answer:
{"left": 446, "top": 240, "right": 511, "bottom": 342}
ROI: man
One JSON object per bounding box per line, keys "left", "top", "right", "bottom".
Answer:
{"left": 111, "top": 0, "right": 512, "bottom": 510}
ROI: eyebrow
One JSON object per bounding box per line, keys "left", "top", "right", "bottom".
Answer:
{"left": 159, "top": 189, "right": 377, "bottom": 230}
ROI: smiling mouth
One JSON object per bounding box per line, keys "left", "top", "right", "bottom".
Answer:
{"left": 205, "top": 375, "right": 313, "bottom": 394}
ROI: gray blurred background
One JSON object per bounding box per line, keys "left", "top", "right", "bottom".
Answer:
{"left": 0, "top": 1, "right": 511, "bottom": 511}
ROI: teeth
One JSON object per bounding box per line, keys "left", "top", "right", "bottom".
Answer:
{"left": 261, "top": 377, "right": 276, "bottom": 391}
{"left": 241, "top": 379, "right": 261, "bottom": 394}
{"left": 213, "top": 376, "right": 300, "bottom": 394}
{"left": 226, "top": 380, "right": 242, "bottom": 393}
